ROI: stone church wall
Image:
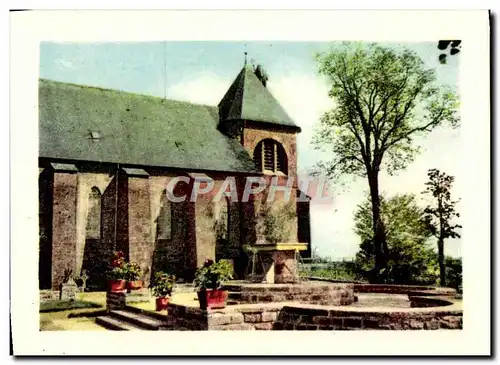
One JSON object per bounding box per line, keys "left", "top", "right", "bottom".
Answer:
{"left": 50, "top": 171, "right": 78, "bottom": 289}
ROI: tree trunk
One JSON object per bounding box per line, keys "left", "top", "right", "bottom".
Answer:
{"left": 437, "top": 197, "right": 446, "bottom": 286}
{"left": 438, "top": 237, "right": 446, "bottom": 286}
{"left": 368, "top": 171, "right": 388, "bottom": 283}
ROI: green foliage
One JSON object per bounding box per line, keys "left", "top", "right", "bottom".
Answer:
{"left": 423, "top": 169, "right": 461, "bottom": 240}
{"left": 300, "top": 260, "right": 362, "bottom": 282}
{"left": 107, "top": 266, "right": 128, "bottom": 280}
{"left": 106, "top": 254, "right": 142, "bottom": 282}
{"left": 149, "top": 271, "right": 176, "bottom": 297}
{"left": 444, "top": 256, "right": 462, "bottom": 292}
{"left": 39, "top": 300, "right": 102, "bottom": 313}
{"left": 312, "top": 43, "right": 459, "bottom": 280}
{"left": 354, "top": 194, "right": 438, "bottom": 284}
{"left": 261, "top": 201, "right": 296, "bottom": 245}
{"left": 313, "top": 42, "right": 459, "bottom": 181}
{"left": 422, "top": 169, "right": 461, "bottom": 286}
{"left": 194, "top": 259, "right": 234, "bottom": 289}
{"left": 123, "top": 262, "right": 142, "bottom": 282}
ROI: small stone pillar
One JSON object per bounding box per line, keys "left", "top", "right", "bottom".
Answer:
{"left": 106, "top": 292, "right": 127, "bottom": 311}
{"left": 60, "top": 278, "right": 78, "bottom": 301}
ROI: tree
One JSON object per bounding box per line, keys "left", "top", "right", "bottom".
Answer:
{"left": 354, "top": 194, "right": 437, "bottom": 284}
{"left": 313, "top": 43, "right": 459, "bottom": 281}
{"left": 422, "top": 169, "right": 461, "bottom": 286}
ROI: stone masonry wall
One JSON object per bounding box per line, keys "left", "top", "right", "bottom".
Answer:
{"left": 159, "top": 302, "right": 462, "bottom": 331}
{"left": 273, "top": 305, "right": 463, "bottom": 330}
{"left": 127, "top": 176, "right": 154, "bottom": 284}
{"left": 75, "top": 171, "right": 114, "bottom": 277}
{"left": 242, "top": 123, "right": 298, "bottom": 181}
{"left": 51, "top": 172, "right": 78, "bottom": 289}
{"left": 223, "top": 283, "right": 355, "bottom": 306}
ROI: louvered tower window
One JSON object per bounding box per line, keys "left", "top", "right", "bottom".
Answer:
{"left": 253, "top": 139, "right": 288, "bottom": 175}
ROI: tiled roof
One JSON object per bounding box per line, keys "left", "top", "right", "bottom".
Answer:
{"left": 39, "top": 79, "right": 259, "bottom": 173}
{"left": 218, "top": 65, "right": 300, "bottom": 130}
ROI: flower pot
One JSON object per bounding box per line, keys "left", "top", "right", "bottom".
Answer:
{"left": 197, "top": 289, "right": 228, "bottom": 310}
{"left": 126, "top": 280, "right": 143, "bottom": 291}
{"left": 155, "top": 296, "right": 170, "bottom": 311}
{"left": 108, "top": 279, "right": 126, "bottom": 293}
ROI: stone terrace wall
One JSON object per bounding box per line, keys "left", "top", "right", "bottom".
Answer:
{"left": 224, "top": 283, "right": 355, "bottom": 306}
{"left": 308, "top": 278, "right": 457, "bottom": 297}
{"left": 353, "top": 284, "right": 456, "bottom": 296}
{"left": 274, "top": 305, "right": 463, "bottom": 330}
{"left": 158, "top": 303, "right": 282, "bottom": 331}
{"left": 156, "top": 302, "right": 462, "bottom": 331}
{"left": 163, "top": 304, "right": 208, "bottom": 330}
{"left": 208, "top": 304, "right": 283, "bottom": 330}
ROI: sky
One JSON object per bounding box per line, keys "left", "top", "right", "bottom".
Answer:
{"left": 39, "top": 41, "right": 461, "bottom": 260}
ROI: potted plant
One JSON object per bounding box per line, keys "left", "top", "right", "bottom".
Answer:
{"left": 194, "top": 259, "right": 234, "bottom": 310}
{"left": 149, "top": 271, "right": 175, "bottom": 311}
{"left": 108, "top": 266, "right": 127, "bottom": 292}
{"left": 107, "top": 251, "right": 127, "bottom": 292}
{"left": 125, "top": 262, "right": 143, "bottom": 291}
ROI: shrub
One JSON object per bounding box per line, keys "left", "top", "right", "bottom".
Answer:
{"left": 149, "top": 271, "right": 176, "bottom": 298}
{"left": 353, "top": 194, "right": 438, "bottom": 284}
{"left": 123, "top": 262, "right": 142, "bottom": 282}
{"left": 107, "top": 266, "right": 127, "bottom": 280}
{"left": 194, "top": 259, "right": 234, "bottom": 290}
{"left": 445, "top": 257, "right": 462, "bottom": 291}
{"left": 261, "top": 201, "right": 295, "bottom": 244}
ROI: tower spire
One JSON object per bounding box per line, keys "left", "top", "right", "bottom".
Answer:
{"left": 244, "top": 51, "right": 248, "bottom": 65}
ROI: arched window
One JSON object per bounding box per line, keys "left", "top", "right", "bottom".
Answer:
{"left": 86, "top": 187, "right": 102, "bottom": 239}
{"left": 253, "top": 139, "right": 288, "bottom": 175}
{"left": 156, "top": 190, "right": 172, "bottom": 240}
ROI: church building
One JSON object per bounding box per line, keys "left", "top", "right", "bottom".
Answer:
{"left": 38, "top": 62, "right": 312, "bottom": 290}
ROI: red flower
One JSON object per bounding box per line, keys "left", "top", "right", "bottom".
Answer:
{"left": 111, "top": 251, "right": 126, "bottom": 267}
{"left": 203, "top": 259, "right": 214, "bottom": 267}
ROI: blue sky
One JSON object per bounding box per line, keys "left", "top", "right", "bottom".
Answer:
{"left": 40, "top": 41, "right": 461, "bottom": 260}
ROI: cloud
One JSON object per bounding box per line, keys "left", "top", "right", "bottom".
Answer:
{"left": 267, "top": 75, "right": 334, "bottom": 171}
{"left": 55, "top": 58, "right": 75, "bottom": 69}
{"left": 166, "top": 71, "right": 232, "bottom": 106}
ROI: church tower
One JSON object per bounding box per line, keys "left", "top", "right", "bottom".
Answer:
{"left": 218, "top": 61, "right": 304, "bottom": 252}
{"left": 218, "top": 62, "right": 301, "bottom": 180}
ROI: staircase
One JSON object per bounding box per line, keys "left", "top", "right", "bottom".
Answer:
{"left": 96, "top": 306, "right": 170, "bottom": 331}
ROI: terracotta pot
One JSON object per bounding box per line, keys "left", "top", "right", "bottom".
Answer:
{"left": 156, "top": 296, "right": 170, "bottom": 311}
{"left": 126, "top": 280, "right": 143, "bottom": 290}
{"left": 197, "top": 289, "right": 228, "bottom": 310}
{"left": 108, "top": 279, "right": 126, "bottom": 293}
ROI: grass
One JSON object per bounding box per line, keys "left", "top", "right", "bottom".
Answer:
{"left": 39, "top": 292, "right": 107, "bottom": 331}
{"left": 39, "top": 291, "right": 199, "bottom": 330}
{"left": 40, "top": 300, "right": 101, "bottom": 313}
{"left": 300, "top": 261, "right": 362, "bottom": 282}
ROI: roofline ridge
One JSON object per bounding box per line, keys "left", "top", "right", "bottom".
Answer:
{"left": 39, "top": 78, "right": 216, "bottom": 109}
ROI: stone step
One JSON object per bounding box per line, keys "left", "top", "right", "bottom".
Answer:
{"left": 210, "top": 323, "right": 256, "bottom": 331}
{"left": 221, "top": 284, "right": 243, "bottom": 292}
{"left": 227, "top": 291, "right": 242, "bottom": 300}
{"left": 109, "top": 309, "right": 166, "bottom": 330}
{"left": 125, "top": 305, "right": 172, "bottom": 322}
{"left": 95, "top": 316, "right": 145, "bottom": 331}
